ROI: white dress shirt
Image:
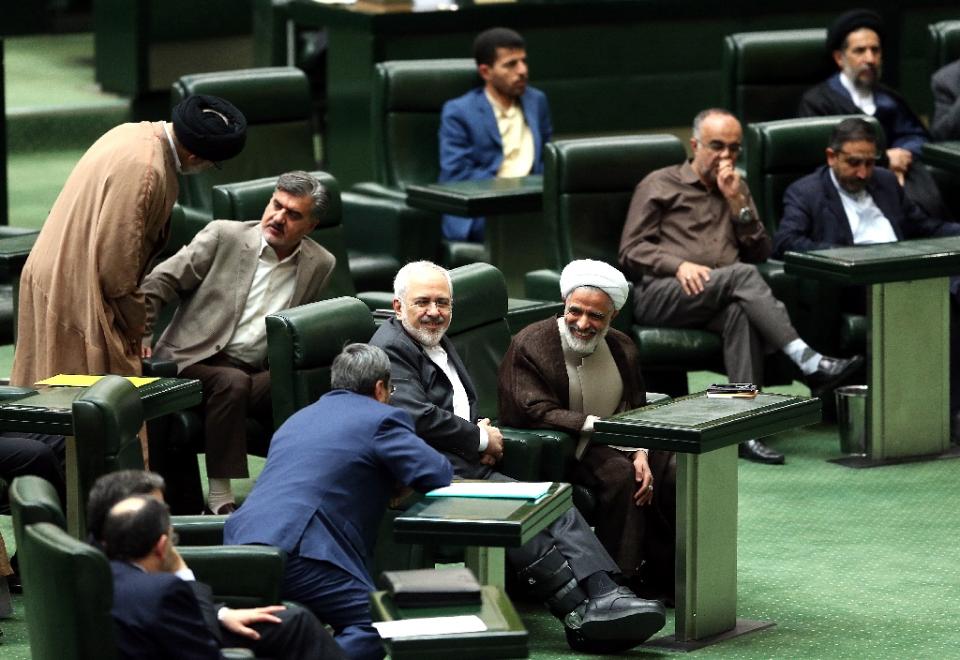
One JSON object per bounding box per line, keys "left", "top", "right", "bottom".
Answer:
{"left": 829, "top": 169, "right": 898, "bottom": 245}
{"left": 423, "top": 343, "right": 488, "bottom": 451}
{"left": 222, "top": 237, "right": 300, "bottom": 366}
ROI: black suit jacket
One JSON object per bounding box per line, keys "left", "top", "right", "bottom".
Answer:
{"left": 773, "top": 166, "right": 960, "bottom": 257}
{"left": 932, "top": 59, "right": 960, "bottom": 141}
{"left": 370, "top": 318, "right": 484, "bottom": 476}
{"left": 110, "top": 561, "right": 222, "bottom": 660}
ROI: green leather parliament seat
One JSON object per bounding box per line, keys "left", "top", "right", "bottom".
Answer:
{"left": 352, "top": 59, "right": 482, "bottom": 267}
{"left": 721, "top": 29, "right": 832, "bottom": 124}
{"left": 928, "top": 20, "right": 960, "bottom": 72}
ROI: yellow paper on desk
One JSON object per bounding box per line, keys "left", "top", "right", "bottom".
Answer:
{"left": 426, "top": 481, "right": 552, "bottom": 500}
{"left": 35, "top": 374, "right": 160, "bottom": 388}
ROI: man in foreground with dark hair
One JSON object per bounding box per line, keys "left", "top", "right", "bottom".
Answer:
{"left": 226, "top": 343, "right": 453, "bottom": 660}
{"left": 102, "top": 494, "right": 342, "bottom": 660}
{"left": 142, "top": 170, "right": 337, "bottom": 514}
{"left": 438, "top": 26, "right": 552, "bottom": 242}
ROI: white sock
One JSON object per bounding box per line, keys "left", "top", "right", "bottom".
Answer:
{"left": 207, "top": 478, "right": 234, "bottom": 512}
{"left": 782, "top": 338, "right": 823, "bottom": 375}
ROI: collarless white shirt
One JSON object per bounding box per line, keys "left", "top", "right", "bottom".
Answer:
{"left": 161, "top": 121, "right": 183, "bottom": 174}
{"left": 423, "top": 343, "right": 488, "bottom": 451}
{"left": 222, "top": 236, "right": 301, "bottom": 366}
{"left": 828, "top": 169, "right": 898, "bottom": 245}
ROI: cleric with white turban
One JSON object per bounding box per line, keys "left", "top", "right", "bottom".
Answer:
{"left": 559, "top": 259, "right": 630, "bottom": 311}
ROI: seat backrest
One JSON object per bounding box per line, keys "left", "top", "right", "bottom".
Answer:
{"left": 211, "top": 170, "right": 356, "bottom": 298}
{"left": 544, "top": 135, "right": 688, "bottom": 270}
{"left": 266, "top": 296, "right": 377, "bottom": 427}
{"left": 9, "top": 475, "right": 66, "bottom": 551}
{"left": 445, "top": 263, "right": 511, "bottom": 420}
{"left": 745, "top": 115, "right": 885, "bottom": 233}
{"left": 371, "top": 59, "right": 479, "bottom": 189}
{"left": 171, "top": 67, "right": 316, "bottom": 214}
{"left": 928, "top": 20, "right": 960, "bottom": 71}
{"left": 72, "top": 376, "right": 145, "bottom": 537}
{"left": 20, "top": 521, "right": 117, "bottom": 660}
{"left": 721, "top": 29, "right": 833, "bottom": 124}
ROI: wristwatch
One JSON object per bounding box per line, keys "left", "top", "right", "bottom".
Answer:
{"left": 735, "top": 206, "right": 755, "bottom": 225}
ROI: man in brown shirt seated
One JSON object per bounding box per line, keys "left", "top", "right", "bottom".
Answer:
{"left": 618, "top": 108, "right": 862, "bottom": 465}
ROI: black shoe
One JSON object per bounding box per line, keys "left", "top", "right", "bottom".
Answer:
{"left": 564, "top": 585, "right": 665, "bottom": 653}
{"left": 738, "top": 439, "right": 785, "bottom": 465}
{"left": 804, "top": 355, "right": 865, "bottom": 394}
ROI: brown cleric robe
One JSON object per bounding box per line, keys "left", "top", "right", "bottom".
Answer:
{"left": 12, "top": 122, "right": 176, "bottom": 386}
{"left": 498, "top": 317, "right": 676, "bottom": 592}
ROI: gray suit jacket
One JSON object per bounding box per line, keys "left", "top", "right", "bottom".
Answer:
{"left": 142, "top": 220, "right": 336, "bottom": 371}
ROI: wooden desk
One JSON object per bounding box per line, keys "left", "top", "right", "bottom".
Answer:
{"left": 406, "top": 176, "right": 546, "bottom": 294}
{"left": 393, "top": 482, "right": 572, "bottom": 588}
{"left": 785, "top": 237, "right": 960, "bottom": 463}
{"left": 594, "top": 392, "right": 821, "bottom": 649}
{"left": 370, "top": 585, "right": 528, "bottom": 659}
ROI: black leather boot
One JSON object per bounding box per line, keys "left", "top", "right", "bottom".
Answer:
{"left": 516, "top": 548, "right": 666, "bottom": 653}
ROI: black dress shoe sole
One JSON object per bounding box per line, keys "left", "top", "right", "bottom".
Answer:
{"left": 807, "top": 355, "right": 865, "bottom": 394}
{"left": 579, "top": 604, "right": 666, "bottom": 642}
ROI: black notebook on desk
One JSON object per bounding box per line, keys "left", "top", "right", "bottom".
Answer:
{"left": 380, "top": 567, "right": 482, "bottom": 608}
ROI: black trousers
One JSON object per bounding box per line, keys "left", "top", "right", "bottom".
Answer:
{"left": 0, "top": 432, "right": 66, "bottom": 507}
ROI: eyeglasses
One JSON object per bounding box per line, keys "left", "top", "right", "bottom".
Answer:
{"left": 390, "top": 384, "right": 397, "bottom": 396}
{"left": 703, "top": 140, "right": 741, "bottom": 154}
{"left": 837, "top": 151, "right": 878, "bottom": 168}
{"left": 410, "top": 298, "right": 452, "bottom": 310}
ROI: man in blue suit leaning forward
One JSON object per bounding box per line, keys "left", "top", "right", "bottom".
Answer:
{"left": 225, "top": 343, "right": 453, "bottom": 660}
{"left": 438, "top": 26, "right": 552, "bottom": 242}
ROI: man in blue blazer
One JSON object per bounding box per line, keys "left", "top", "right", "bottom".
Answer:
{"left": 103, "top": 494, "right": 342, "bottom": 660}
{"left": 773, "top": 117, "right": 960, "bottom": 258}
{"left": 774, "top": 117, "right": 960, "bottom": 436}
{"left": 225, "top": 344, "right": 453, "bottom": 660}
{"left": 438, "top": 27, "right": 552, "bottom": 242}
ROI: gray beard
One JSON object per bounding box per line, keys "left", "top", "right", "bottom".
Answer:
{"left": 559, "top": 321, "right": 608, "bottom": 355}
{"left": 401, "top": 316, "right": 446, "bottom": 347}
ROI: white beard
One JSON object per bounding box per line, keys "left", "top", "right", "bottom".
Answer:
{"left": 401, "top": 316, "right": 447, "bottom": 347}
{"left": 559, "top": 321, "right": 608, "bottom": 355}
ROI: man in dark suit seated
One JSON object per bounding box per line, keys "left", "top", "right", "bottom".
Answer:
{"left": 225, "top": 343, "right": 454, "bottom": 660}
{"left": 798, "top": 9, "right": 948, "bottom": 219}
{"left": 438, "top": 27, "right": 552, "bottom": 242}
{"left": 100, "top": 493, "right": 343, "bottom": 660}
{"left": 931, "top": 58, "right": 960, "bottom": 141}
{"left": 370, "top": 261, "right": 667, "bottom": 654}
{"left": 773, "top": 117, "right": 960, "bottom": 438}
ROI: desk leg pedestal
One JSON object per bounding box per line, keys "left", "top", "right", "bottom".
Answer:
{"left": 647, "top": 445, "right": 773, "bottom": 650}
{"left": 486, "top": 212, "right": 549, "bottom": 297}
{"left": 465, "top": 546, "right": 506, "bottom": 590}
{"left": 868, "top": 279, "right": 950, "bottom": 461}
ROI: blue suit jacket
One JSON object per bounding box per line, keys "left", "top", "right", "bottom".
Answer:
{"left": 224, "top": 390, "right": 452, "bottom": 588}
{"left": 438, "top": 86, "right": 552, "bottom": 240}
{"left": 773, "top": 165, "right": 960, "bottom": 257}
{"left": 110, "top": 561, "right": 222, "bottom": 660}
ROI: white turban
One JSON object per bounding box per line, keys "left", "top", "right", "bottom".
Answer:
{"left": 559, "top": 259, "right": 629, "bottom": 311}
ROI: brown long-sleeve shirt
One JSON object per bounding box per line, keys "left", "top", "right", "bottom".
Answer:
{"left": 618, "top": 161, "right": 771, "bottom": 280}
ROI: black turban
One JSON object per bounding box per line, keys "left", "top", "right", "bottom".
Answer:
{"left": 826, "top": 9, "right": 884, "bottom": 53}
{"left": 171, "top": 94, "right": 247, "bottom": 163}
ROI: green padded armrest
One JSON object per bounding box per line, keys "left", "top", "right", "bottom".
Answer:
{"left": 497, "top": 430, "right": 543, "bottom": 482}
{"left": 172, "top": 515, "right": 226, "bottom": 546}
{"left": 0, "top": 385, "right": 37, "bottom": 401}
{"left": 929, "top": 20, "right": 960, "bottom": 69}
{"left": 180, "top": 545, "right": 286, "bottom": 609}
{"left": 342, "top": 190, "right": 442, "bottom": 270}
{"left": 9, "top": 475, "right": 66, "bottom": 550}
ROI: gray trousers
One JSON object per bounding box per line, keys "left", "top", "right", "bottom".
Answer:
{"left": 633, "top": 262, "right": 798, "bottom": 384}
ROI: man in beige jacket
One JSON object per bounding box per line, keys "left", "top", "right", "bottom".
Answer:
{"left": 141, "top": 171, "right": 336, "bottom": 514}
{"left": 12, "top": 95, "right": 246, "bottom": 387}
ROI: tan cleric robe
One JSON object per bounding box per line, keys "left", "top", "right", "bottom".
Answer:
{"left": 11, "top": 122, "right": 177, "bottom": 386}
